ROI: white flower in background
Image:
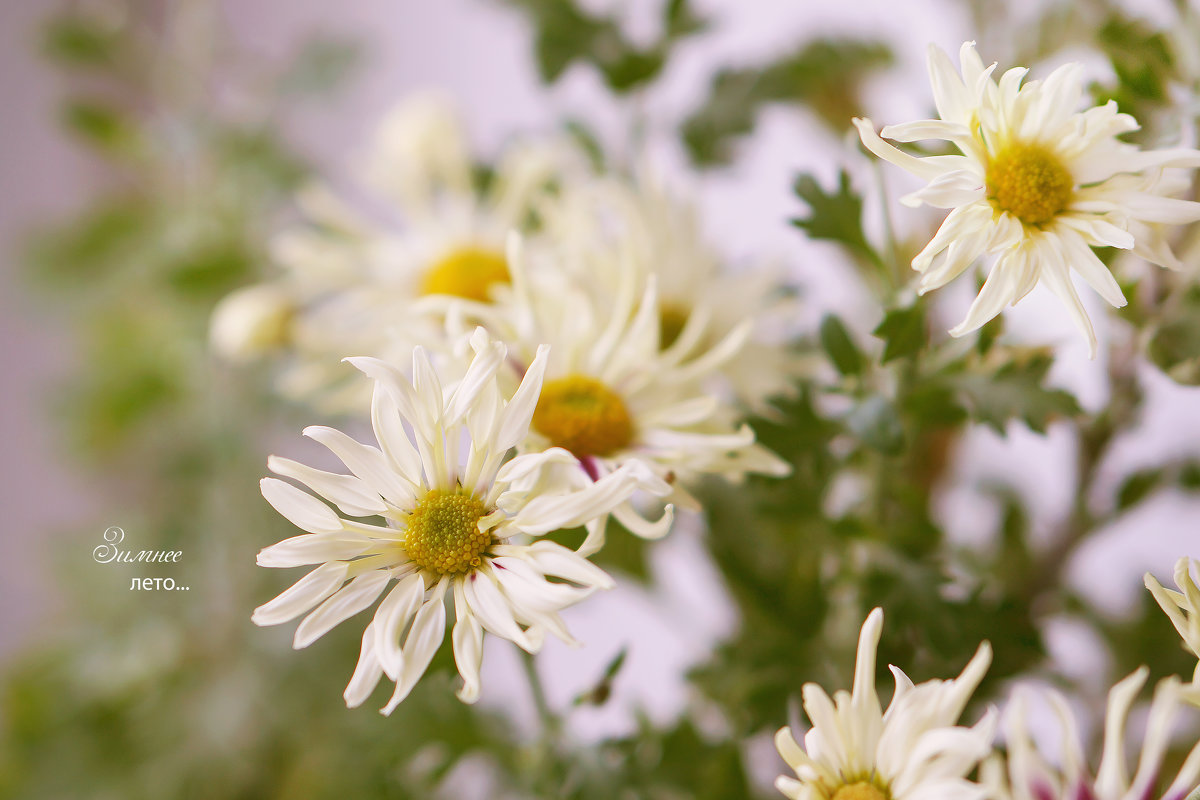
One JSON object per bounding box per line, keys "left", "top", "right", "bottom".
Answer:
{"left": 252, "top": 328, "right": 664, "bottom": 711}
{"left": 443, "top": 237, "right": 790, "bottom": 554}
{"left": 855, "top": 41, "right": 1200, "bottom": 357}
{"left": 986, "top": 669, "right": 1200, "bottom": 800}
{"left": 208, "top": 282, "right": 295, "bottom": 363}
{"left": 210, "top": 95, "right": 584, "bottom": 411}
{"left": 774, "top": 608, "right": 995, "bottom": 800}
{"left": 540, "top": 175, "right": 806, "bottom": 416}
{"left": 1146, "top": 557, "right": 1200, "bottom": 682}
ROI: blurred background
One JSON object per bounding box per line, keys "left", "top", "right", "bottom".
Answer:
{"left": 3, "top": 0, "right": 1200, "bottom": 797}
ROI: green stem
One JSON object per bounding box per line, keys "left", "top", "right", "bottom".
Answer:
{"left": 520, "top": 649, "right": 559, "bottom": 739}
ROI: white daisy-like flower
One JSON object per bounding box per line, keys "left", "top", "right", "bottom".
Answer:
{"left": 252, "top": 328, "right": 666, "bottom": 711}
{"left": 986, "top": 669, "right": 1200, "bottom": 800}
{"left": 773, "top": 608, "right": 995, "bottom": 800}
{"left": 854, "top": 41, "right": 1200, "bottom": 357}
{"left": 212, "top": 96, "right": 584, "bottom": 411}
{"left": 539, "top": 174, "right": 807, "bottom": 416}
{"left": 1146, "top": 557, "right": 1200, "bottom": 682}
{"left": 443, "top": 236, "right": 790, "bottom": 554}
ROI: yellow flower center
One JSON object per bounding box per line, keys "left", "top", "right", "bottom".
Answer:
{"left": 659, "top": 304, "right": 690, "bottom": 350}
{"left": 986, "top": 142, "right": 1073, "bottom": 227}
{"left": 421, "top": 246, "right": 510, "bottom": 302}
{"left": 403, "top": 490, "right": 491, "bottom": 575}
{"left": 532, "top": 375, "right": 634, "bottom": 458}
{"left": 830, "top": 781, "right": 889, "bottom": 800}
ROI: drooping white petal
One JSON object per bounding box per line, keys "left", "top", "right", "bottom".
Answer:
{"left": 268, "top": 456, "right": 387, "bottom": 517}
{"left": 294, "top": 569, "right": 392, "bottom": 649}
{"left": 344, "top": 621, "right": 385, "bottom": 708}
{"left": 252, "top": 561, "right": 351, "bottom": 626}
{"left": 256, "top": 532, "right": 373, "bottom": 568}
{"left": 260, "top": 477, "right": 343, "bottom": 534}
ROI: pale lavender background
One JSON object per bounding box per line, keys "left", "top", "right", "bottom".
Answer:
{"left": 3, "top": 0, "right": 1199, "bottom": 756}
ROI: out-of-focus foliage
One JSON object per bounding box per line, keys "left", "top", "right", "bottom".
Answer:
{"left": 683, "top": 40, "right": 893, "bottom": 166}
{"left": 498, "top": 0, "right": 706, "bottom": 92}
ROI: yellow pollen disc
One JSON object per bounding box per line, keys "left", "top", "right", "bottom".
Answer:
{"left": 421, "top": 246, "right": 510, "bottom": 302}
{"left": 986, "top": 142, "right": 1073, "bottom": 227}
{"left": 659, "top": 304, "right": 690, "bottom": 350}
{"left": 830, "top": 781, "right": 888, "bottom": 800}
{"left": 403, "top": 490, "right": 491, "bottom": 575}
{"left": 532, "top": 375, "right": 634, "bottom": 458}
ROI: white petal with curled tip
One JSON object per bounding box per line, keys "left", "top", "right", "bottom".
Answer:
{"left": 303, "top": 426, "right": 415, "bottom": 510}
{"left": 452, "top": 582, "right": 484, "bottom": 703}
{"left": 260, "top": 477, "right": 343, "bottom": 533}
{"left": 256, "top": 532, "right": 373, "bottom": 568}
{"left": 495, "top": 344, "right": 549, "bottom": 451}
{"left": 948, "top": 250, "right": 1026, "bottom": 338}
{"left": 492, "top": 557, "right": 594, "bottom": 611}
{"left": 1095, "top": 667, "right": 1148, "bottom": 797}
{"left": 510, "top": 466, "right": 641, "bottom": 534}
{"left": 373, "top": 572, "right": 427, "bottom": 680}
{"left": 612, "top": 500, "right": 674, "bottom": 541}
{"left": 1039, "top": 243, "right": 1097, "bottom": 358}
{"left": 522, "top": 540, "right": 614, "bottom": 590}
{"left": 382, "top": 579, "right": 448, "bottom": 714}
{"left": 446, "top": 327, "right": 504, "bottom": 426}
{"left": 252, "top": 561, "right": 350, "bottom": 626}
{"left": 294, "top": 570, "right": 392, "bottom": 649}
{"left": 370, "top": 381, "right": 424, "bottom": 486}
{"left": 267, "top": 456, "right": 387, "bottom": 517}
{"left": 462, "top": 571, "right": 533, "bottom": 651}
{"left": 344, "top": 621, "right": 385, "bottom": 708}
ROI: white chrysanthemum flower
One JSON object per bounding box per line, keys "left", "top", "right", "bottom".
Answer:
{"left": 213, "top": 96, "right": 583, "bottom": 410}
{"left": 986, "top": 669, "right": 1200, "bottom": 800}
{"left": 773, "top": 608, "right": 995, "bottom": 800}
{"left": 443, "top": 236, "right": 790, "bottom": 554}
{"left": 208, "top": 282, "right": 294, "bottom": 363}
{"left": 1146, "top": 557, "right": 1200, "bottom": 682}
{"left": 539, "top": 175, "right": 806, "bottom": 415}
{"left": 252, "top": 328, "right": 665, "bottom": 711}
{"left": 855, "top": 41, "right": 1200, "bottom": 357}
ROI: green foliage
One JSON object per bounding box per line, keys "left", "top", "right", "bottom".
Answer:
{"left": 791, "top": 170, "right": 881, "bottom": 270}
{"left": 683, "top": 40, "right": 893, "bottom": 166}
{"left": 819, "top": 314, "right": 865, "bottom": 377}
{"left": 950, "top": 350, "right": 1082, "bottom": 435}
{"left": 872, "top": 303, "right": 927, "bottom": 364}
{"left": 499, "top": 0, "right": 706, "bottom": 92}
{"left": 1092, "top": 15, "right": 1175, "bottom": 124}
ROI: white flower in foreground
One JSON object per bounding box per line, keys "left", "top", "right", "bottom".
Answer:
{"left": 774, "top": 608, "right": 994, "bottom": 800}
{"left": 252, "top": 329, "right": 662, "bottom": 711}
{"left": 855, "top": 41, "right": 1200, "bottom": 357}
{"left": 986, "top": 669, "right": 1200, "bottom": 800}
{"left": 443, "top": 237, "right": 790, "bottom": 554}
{"left": 1146, "top": 557, "right": 1200, "bottom": 682}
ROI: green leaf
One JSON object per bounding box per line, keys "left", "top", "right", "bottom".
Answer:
{"left": 61, "top": 99, "right": 135, "bottom": 151}
{"left": 846, "top": 395, "right": 905, "bottom": 455}
{"left": 42, "top": 15, "right": 119, "bottom": 68}
{"left": 819, "top": 314, "right": 864, "bottom": 376}
{"left": 872, "top": 303, "right": 926, "bottom": 364}
{"left": 1116, "top": 468, "right": 1163, "bottom": 511}
{"left": 682, "top": 39, "right": 892, "bottom": 166}
{"left": 1147, "top": 286, "right": 1200, "bottom": 386}
{"left": 500, "top": 0, "right": 706, "bottom": 93}
{"left": 952, "top": 352, "right": 1082, "bottom": 434}
{"left": 792, "top": 170, "right": 879, "bottom": 265}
